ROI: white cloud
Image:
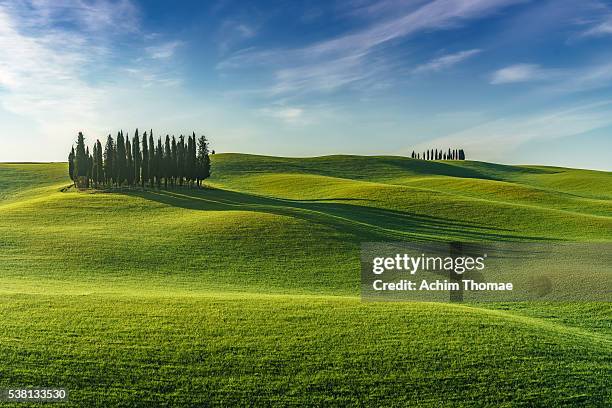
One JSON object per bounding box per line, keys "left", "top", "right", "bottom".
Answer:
{"left": 258, "top": 106, "right": 306, "bottom": 125}
{"left": 145, "top": 40, "right": 183, "bottom": 59}
{"left": 583, "top": 19, "right": 612, "bottom": 36}
{"left": 219, "top": 0, "right": 523, "bottom": 96}
{"left": 490, "top": 63, "right": 552, "bottom": 84}
{"left": 0, "top": 3, "right": 107, "bottom": 133}
{"left": 501, "top": 60, "right": 612, "bottom": 94}
{"left": 2, "top": 0, "right": 140, "bottom": 39}
{"left": 0, "top": 0, "right": 184, "bottom": 161}
{"left": 413, "top": 49, "right": 481, "bottom": 74}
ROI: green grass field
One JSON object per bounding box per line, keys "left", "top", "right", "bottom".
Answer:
{"left": 0, "top": 155, "right": 610, "bottom": 406}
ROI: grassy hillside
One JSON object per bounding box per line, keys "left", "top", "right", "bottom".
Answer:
{"left": 0, "top": 155, "right": 610, "bottom": 406}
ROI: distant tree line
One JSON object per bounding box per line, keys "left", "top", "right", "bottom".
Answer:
{"left": 68, "top": 130, "right": 212, "bottom": 189}
{"left": 410, "top": 148, "right": 465, "bottom": 161}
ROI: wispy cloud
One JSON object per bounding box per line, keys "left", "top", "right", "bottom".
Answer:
{"left": 0, "top": 0, "right": 182, "bottom": 158}
{"left": 0, "top": 1, "right": 126, "bottom": 133}
{"left": 583, "top": 17, "right": 612, "bottom": 36}
{"left": 413, "top": 49, "right": 481, "bottom": 74}
{"left": 258, "top": 106, "right": 306, "bottom": 125}
{"left": 219, "top": 0, "right": 523, "bottom": 96}
{"left": 490, "top": 63, "right": 556, "bottom": 84}
{"left": 145, "top": 40, "right": 183, "bottom": 59}
{"left": 491, "top": 60, "right": 612, "bottom": 94}
{"left": 216, "top": 20, "right": 257, "bottom": 54}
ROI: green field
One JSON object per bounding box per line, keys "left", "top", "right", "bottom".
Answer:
{"left": 0, "top": 155, "right": 610, "bottom": 406}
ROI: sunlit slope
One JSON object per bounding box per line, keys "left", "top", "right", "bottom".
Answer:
{"left": 0, "top": 188, "right": 357, "bottom": 295}
{"left": 0, "top": 159, "right": 611, "bottom": 406}
{"left": 211, "top": 153, "right": 612, "bottom": 198}
{"left": 210, "top": 154, "right": 612, "bottom": 240}
{"left": 1, "top": 156, "right": 610, "bottom": 297}
{"left": 0, "top": 295, "right": 609, "bottom": 407}
{"left": 0, "top": 163, "right": 67, "bottom": 203}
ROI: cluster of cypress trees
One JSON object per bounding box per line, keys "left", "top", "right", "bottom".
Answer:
{"left": 68, "top": 130, "right": 211, "bottom": 189}
{"left": 410, "top": 148, "right": 465, "bottom": 161}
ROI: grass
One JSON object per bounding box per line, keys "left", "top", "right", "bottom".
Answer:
{"left": 0, "top": 155, "right": 610, "bottom": 406}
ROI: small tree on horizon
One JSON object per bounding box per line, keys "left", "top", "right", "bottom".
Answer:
{"left": 148, "top": 132, "right": 155, "bottom": 188}
{"left": 103, "top": 135, "right": 115, "bottom": 186}
{"left": 116, "top": 131, "right": 127, "bottom": 186}
{"left": 177, "top": 135, "right": 185, "bottom": 186}
{"left": 73, "top": 132, "right": 88, "bottom": 184}
{"left": 126, "top": 138, "right": 134, "bottom": 187}
{"left": 93, "top": 139, "right": 104, "bottom": 187}
{"left": 164, "top": 135, "right": 171, "bottom": 189}
{"left": 158, "top": 138, "right": 164, "bottom": 188}
{"left": 85, "top": 146, "right": 92, "bottom": 188}
{"left": 196, "top": 134, "right": 211, "bottom": 188}
{"left": 141, "top": 131, "right": 149, "bottom": 188}
{"left": 68, "top": 146, "right": 75, "bottom": 185}
{"left": 171, "top": 136, "right": 178, "bottom": 187}
{"left": 132, "top": 129, "right": 141, "bottom": 186}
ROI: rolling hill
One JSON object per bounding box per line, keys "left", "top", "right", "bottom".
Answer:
{"left": 0, "top": 154, "right": 610, "bottom": 406}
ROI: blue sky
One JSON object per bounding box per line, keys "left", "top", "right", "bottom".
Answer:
{"left": 0, "top": 0, "right": 611, "bottom": 170}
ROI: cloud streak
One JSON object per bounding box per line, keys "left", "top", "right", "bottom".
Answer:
{"left": 0, "top": 0, "right": 184, "bottom": 161}
{"left": 413, "top": 49, "right": 481, "bottom": 74}
{"left": 219, "top": 0, "right": 523, "bottom": 96}
{"left": 146, "top": 40, "right": 183, "bottom": 59}
{"left": 490, "top": 63, "right": 555, "bottom": 84}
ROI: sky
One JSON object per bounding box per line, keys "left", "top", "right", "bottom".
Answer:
{"left": 0, "top": 0, "right": 611, "bottom": 170}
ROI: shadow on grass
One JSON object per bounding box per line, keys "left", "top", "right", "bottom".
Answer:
{"left": 122, "top": 187, "right": 555, "bottom": 242}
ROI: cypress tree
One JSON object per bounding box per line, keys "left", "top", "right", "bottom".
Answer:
{"left": 103, "top": 135, "right": 115, "bottom": 186}
{"left": 164, "top": 135, "right": 171, "bottom": 189}
{"left": 171, "top": 136, "right": 178, "bottom": 187}
{"left": 177, "top": 135, "right": 185, "bottom": 186}
{"left": 192, "top": 133, "right": 197, "bottom": 176}
{"left": 86, "top": 146, "right": 92, "bottom": 188}
{"left": 132, "top": 129, "right": 141, "bottom": 186}
{"left": 185, "top": 135, "right": 192, "bottom": 187}
{"left": 116, "top": 131, "right": 127, "bottom": 186}
{"left": 88, "top": 149, "right": 93, "bottom": 187}
{"left": 91, "top": 143, "right": 97, "bottom": 187}
{"left": 187, "top": 133, "right": 196, "bottom": 188}
{"left": 74, "top": 132, "right": 87, "bottom": 183}
{"left": 148, "top": 132, "right": 155, "bottom": 188}
{"left": 126, "top": 139, "right": 134, "bottom": 187}
{"left": 141, "top": 131, "right": 149, "bottom": 188}
{"left": 93, "top": 139, "right": 103, "bottom": 187}
{"left": 68, "top": 146, "right": 75, "bottom": 184}
{"left": 196, "top": 135, "right": 211, "bottom": 188}
{"left": 156, "top": 137, "right": 163, "bottom": 188}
